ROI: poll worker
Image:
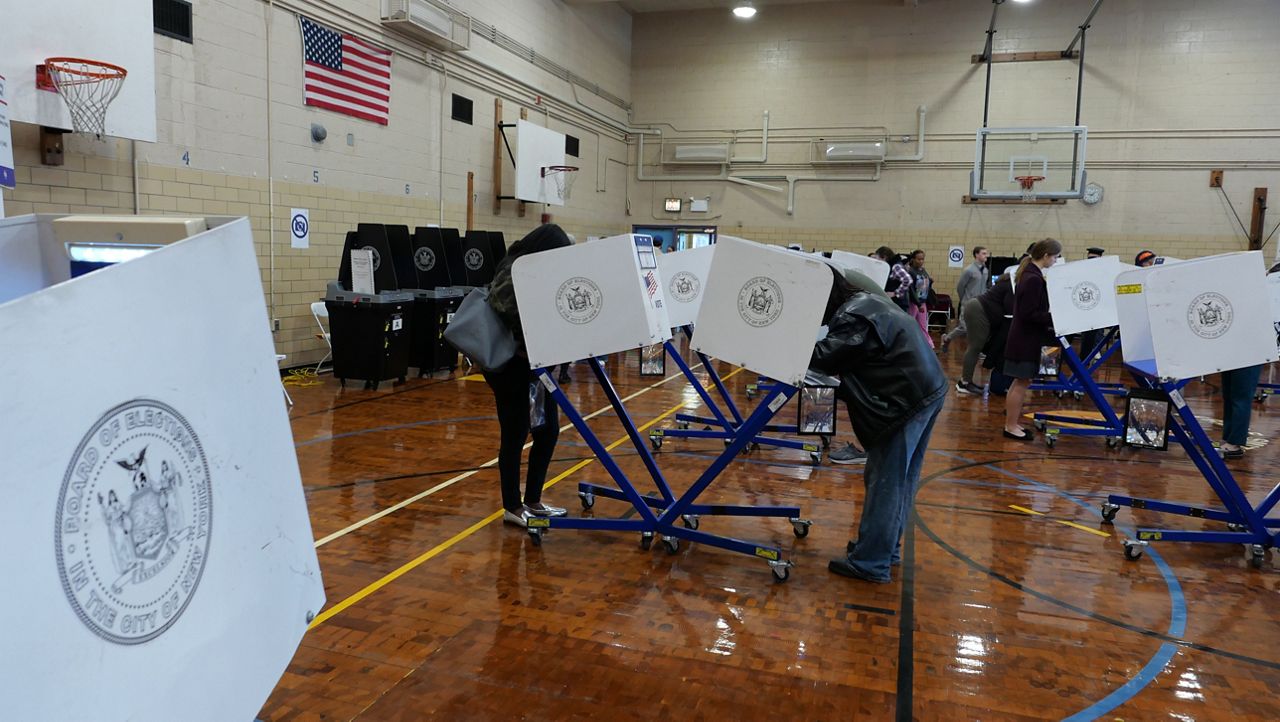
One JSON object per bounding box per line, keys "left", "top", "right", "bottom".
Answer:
{"left": 486, "top": 224, "right": 574, "bottom": 527}
{"left": 810, "top": 267, "right": 947, "bottom": 583}
{"left": 1002, "top": 238, "right": 1063, "bottom": 440}
{"left": 940, "top": 246, "right": 990, "bottom": 352}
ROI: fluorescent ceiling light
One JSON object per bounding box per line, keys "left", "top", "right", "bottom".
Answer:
{"left": 1010, "top": 0, "right": 1034, "bottom": 4}
{"left": 733, "top": 4, "right": 756, "bottom": 19}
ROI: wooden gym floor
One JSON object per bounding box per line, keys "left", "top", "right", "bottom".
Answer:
{"left": 259, "top": 340, "right": 1280, "bottom": 721}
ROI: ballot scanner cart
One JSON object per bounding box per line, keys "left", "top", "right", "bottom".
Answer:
{"left": 514, "top": 236, "right": 832, "bottom": 580}
{"left": 1030, "top": 257, "right": 1134, "bottom": 446}
{"left": 645, "top": 245, "right": 829, "bottom": 464}
{"left": 1101, "top": 252, "right": 1280, "bottom": 566}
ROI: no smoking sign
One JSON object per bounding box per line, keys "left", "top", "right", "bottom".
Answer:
{"left": 290, "top": 208, "right": 310, "bottom": 249}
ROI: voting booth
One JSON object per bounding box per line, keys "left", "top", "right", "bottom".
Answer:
{"left": 829, "top": 250, "right": 891, "bottom": 290}
{"left": 1115, "top": 251, "right": 1276, "bottom": 379}
{"left": 0, "top": 214, "right": 324, "bottom": 721}
{"left": 656, "top": 244, "right": 715, "bottom": 328}
{"left": 692, "top": 237, "right": 832, "bottom": 387}
{"left": 651, "top": 239, "right": 834, "bottom": 463}
{"left": 515, "top": 236, "right": 821, "bottom": 580}
{"left": 1045, "top": 256, "right": 1131, "bottom": 336}
{"left": 1103, "top": 251, "right": 1280, "bottom": 565}
{"left": 513, "top": 233, "right": 671, "bottom": 369}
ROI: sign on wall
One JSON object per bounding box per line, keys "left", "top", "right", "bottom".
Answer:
{"left": 290, "top": 208, "right": 310, "bottom": 249}
{"left": 948, "top": 245, "right": 965, "bottom": 269}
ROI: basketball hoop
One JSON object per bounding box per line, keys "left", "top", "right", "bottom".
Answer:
{"left": 541, "top": 165, "right": 579, "bottom": 202}
{"left": 44, "top": 57, "right": 128, "bottom": 139}
{"left": 1015, "top": 175, "right": 1045, "bottom": 203}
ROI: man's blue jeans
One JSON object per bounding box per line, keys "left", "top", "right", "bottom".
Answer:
{"left": 1222, "top": 364, "right": 1264, "bottom": 445}
{"left": 845, "top": 396, "right": 946, "bottom": 582}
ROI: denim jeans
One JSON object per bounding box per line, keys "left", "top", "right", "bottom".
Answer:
{"left": 1222, "top": 364, "right": 1263, "bottom": 446}
{"left": 845, "top": 395, "right": 946, "bottom": 581}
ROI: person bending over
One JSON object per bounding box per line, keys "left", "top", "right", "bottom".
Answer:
{"left": 486, "top": 224, "right": 573, "bottom": 527}
{"left": 810, "top": 267, "right": 948, "bottom": 583}
{"left": 1002, "top": 238, "right": 1062, "bottom": 441}
{"left": 955, "top": 271, "right": 1013, "bottom": 395}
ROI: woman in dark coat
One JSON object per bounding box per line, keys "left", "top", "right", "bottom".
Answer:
{"left": 1002, "top": 238, "right": 1062, "bottom": 440}
{"left": 485, "top": 224, "right": 573, "bottom": 526}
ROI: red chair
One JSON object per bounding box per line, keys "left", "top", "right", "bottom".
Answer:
{"left": 927, "top": 293, "right": 953, "bottom": 330}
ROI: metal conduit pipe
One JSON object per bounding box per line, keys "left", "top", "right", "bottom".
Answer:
{"left": 884, "top": 106, "right": 928, "bottom": 161}
{"left": 730, "top": 111, "right": 769, "bottom": 163}
{"left": 634, "top": 131, "right": 728, "bottom": 183}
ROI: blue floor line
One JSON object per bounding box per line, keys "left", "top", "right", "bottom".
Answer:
{"left": 931, "top": 450, "right": 1187, "bottom": 722}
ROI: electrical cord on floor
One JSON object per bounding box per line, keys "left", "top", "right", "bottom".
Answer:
{"left": 283, "top": 368, "right": 323, "bottom": 388}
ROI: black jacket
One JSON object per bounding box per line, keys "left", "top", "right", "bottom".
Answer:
{"left": 810, "top": 292, "right": 948, "bottom": 447}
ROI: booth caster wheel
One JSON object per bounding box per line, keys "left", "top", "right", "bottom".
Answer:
{"left": 790, "top": 518, "right": 812, "bottom": 538}
{"left": 527, "top": 528, "right": 543, "bottom": 547}
{"left": 579, "top": 492, "right": 595, "bottom": 510}
{"left": 662, "top": 536, "right": 680, "bottom": 555}
{"left": 1249, "top": 545, "right": 1267, "bottom": 569}
{"left": 769, "top": 560, "right": 793, "bottom": 583}
{"left": 1123, "top": 540, "right": 1146, "bottom": 561}
{"left": 1106, "top": 436, "right": 1121, "bottom": 449}
{"left": 809, "top": 452, "right": 822, "bottom": 466}
{"left": 1044, "top": 431, "right": 1058, "bottom": 449}
{"left": 1073, "top": 391, "right": 1085, "bottom": 401}
{"left": 724, "top": 438, "right": 733, "bottom": 448}
{"left": 681, "top": 514, "right": 700, "bottom": 530}
{"left": 1100, "top": 503, "right": 1120, "bottom": 523}
{"left": 639, "top": 532, "right": 654, "bottom": 551}
{"left": 677, "top": 421, "right": 690, "bottom": 430}
{"left": 650, "top": 435, "right": 663, "bottom": 451}
{"left": 1227, "top": 522, "right": 1245, "bottom": 532}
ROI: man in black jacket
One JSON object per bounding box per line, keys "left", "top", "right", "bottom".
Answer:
{"left": 811, "top": 268, "right": 948, "bottom": 583}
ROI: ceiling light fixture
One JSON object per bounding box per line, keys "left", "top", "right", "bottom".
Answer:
{"left": 733, "top": 3, "right": 757, "bottom": 19}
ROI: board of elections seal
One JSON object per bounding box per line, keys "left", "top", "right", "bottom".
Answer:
{"left": 414, "top": 246, "right": 436, "bottom": 272}
{"left": 55, "top": 399, "right": 213, "bottom": 645}
{"left": 556, "top": 277, "right": 603, "bottom": 325}
{"left": 361, "top": 245, "right": 382, "bottom": 271}
{"left": 1187, "top": 292, "right": 1233, "bottom": 340}
{"left": 738, "top": 276, "right": 784, "bottom": 327}
{"left": 1071, "top": 281, "right": 1101, "bottom": 311}
{"left": 669, "top": 271, "right": 700, "bottom": 303}
{"left": 464, "top": 248, "right": 485, "bottom": 271}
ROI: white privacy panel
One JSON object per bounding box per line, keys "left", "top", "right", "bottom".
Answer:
{"left": 514, "top": 233, "right": 671, "bottom": 368}
{"left": 1044, "top": 256, "right": 1132, "bottom": 336}
{"left": 656, "top": 244, "right": 715, "bottom": 328}
{"left": 691, "top": 236, "right": 832, "bottom": 386}
{"left": 1115, "top": 251, "right": 1277, "bottom": 379}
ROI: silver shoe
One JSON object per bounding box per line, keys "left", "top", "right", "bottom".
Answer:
{"left": 525, "top": 502, "right": 567, "bottom": 517}
{"left": 503, "top": 509, "right": 532, "bottom": 527}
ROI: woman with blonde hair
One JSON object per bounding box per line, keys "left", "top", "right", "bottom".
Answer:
{"left": 1002, "top": 238, "right": 1062, "bottom": 440}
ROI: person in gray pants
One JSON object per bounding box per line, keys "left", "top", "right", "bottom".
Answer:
{"left": 940, "top": 246, "right": 989, "bottom": 352}
{"left": 955, "top": 272, "right": 1014, "bottom": 395}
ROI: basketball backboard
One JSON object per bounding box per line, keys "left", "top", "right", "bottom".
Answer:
{"left": 969, "top": 126, "right": 1087, "bottom": 201}
{"left": 514, "top": 119, "right": 567, "bottom": 206}
{"left": 0, "top": 2, "right": 156, "bottom": 141}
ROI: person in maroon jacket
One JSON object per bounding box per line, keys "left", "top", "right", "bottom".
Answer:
{"left": 1002, "top": 238, "right": 1063, "bottom": 440}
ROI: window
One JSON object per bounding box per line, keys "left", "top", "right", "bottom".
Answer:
{"left": 451, "top": 94, "right": 473, "bottom": 124}
{"left": 565, "top": 134, "right": 580, "bottom": 158}
{"left": 153, "top": 0, "right": 193, "bottom": 43}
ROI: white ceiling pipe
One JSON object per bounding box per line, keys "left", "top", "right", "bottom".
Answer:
{"left": 885, "top": 105, "right": 927, "bottom": 162}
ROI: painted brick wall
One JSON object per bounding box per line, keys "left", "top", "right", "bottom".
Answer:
{"left": 629, "top": 0, "right": 1280, "bottom": 295}
{"left": 1, "top": 0, "right": 634, "bottom": 365}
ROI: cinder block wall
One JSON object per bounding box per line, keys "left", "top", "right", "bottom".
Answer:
{"left": 629, "top": 0, "right": 1280, "bottom": 295}
{"left": 1, "top": 0, "right": 635, "bottom": 365}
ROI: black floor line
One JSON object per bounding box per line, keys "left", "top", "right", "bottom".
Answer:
{"left": 894, "top": 519, "right": 916, "bottom": 722}
{"left": 844, "top": 602, "right": 896, "bottom": 616}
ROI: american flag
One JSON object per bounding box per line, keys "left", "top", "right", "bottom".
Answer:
{"left": 644, "top": 271, "right": 659, "bottom": 297}
{"left": 299, "top": 17, "right": 392, "bottom": 125}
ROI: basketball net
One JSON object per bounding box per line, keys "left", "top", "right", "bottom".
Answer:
{"left": 45, "top": 58, "right": 128, "bottom": 139}
{"left": 1016, "top": 175, "right": 1044, "bottom": 203}
{"left": 542, "top": 166, "right": 579, "bottom": 203}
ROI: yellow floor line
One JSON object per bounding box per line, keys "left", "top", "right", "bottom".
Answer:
{"left": 1009, "top": 504, "right": 1110, "bottom": 538}
{"left": 309, "top": 367, "right": 745, "bottom": 629}
{"left": 313, "top": 363, "right": 707, "bottom": 548}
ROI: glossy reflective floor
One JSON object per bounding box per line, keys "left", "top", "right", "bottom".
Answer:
{"left": 259, "top": 343, "right": 1280, "bottom": 721}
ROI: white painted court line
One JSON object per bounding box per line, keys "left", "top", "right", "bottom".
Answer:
{"left": 313, "top": 364, "right": 704, "bottom": 548}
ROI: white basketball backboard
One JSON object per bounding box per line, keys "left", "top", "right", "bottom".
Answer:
{"left": 970, "top": 126, "right": 1087, "bottom": 201}
{"left": 0, "top": 2, "right": 157, "bottom": 141}
{"left": 514, "top": 119, "right": 567, "bottom": 206}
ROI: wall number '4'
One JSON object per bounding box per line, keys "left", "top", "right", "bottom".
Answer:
{"left": 181, "top": 151, "right": 190, "bottom": 166}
